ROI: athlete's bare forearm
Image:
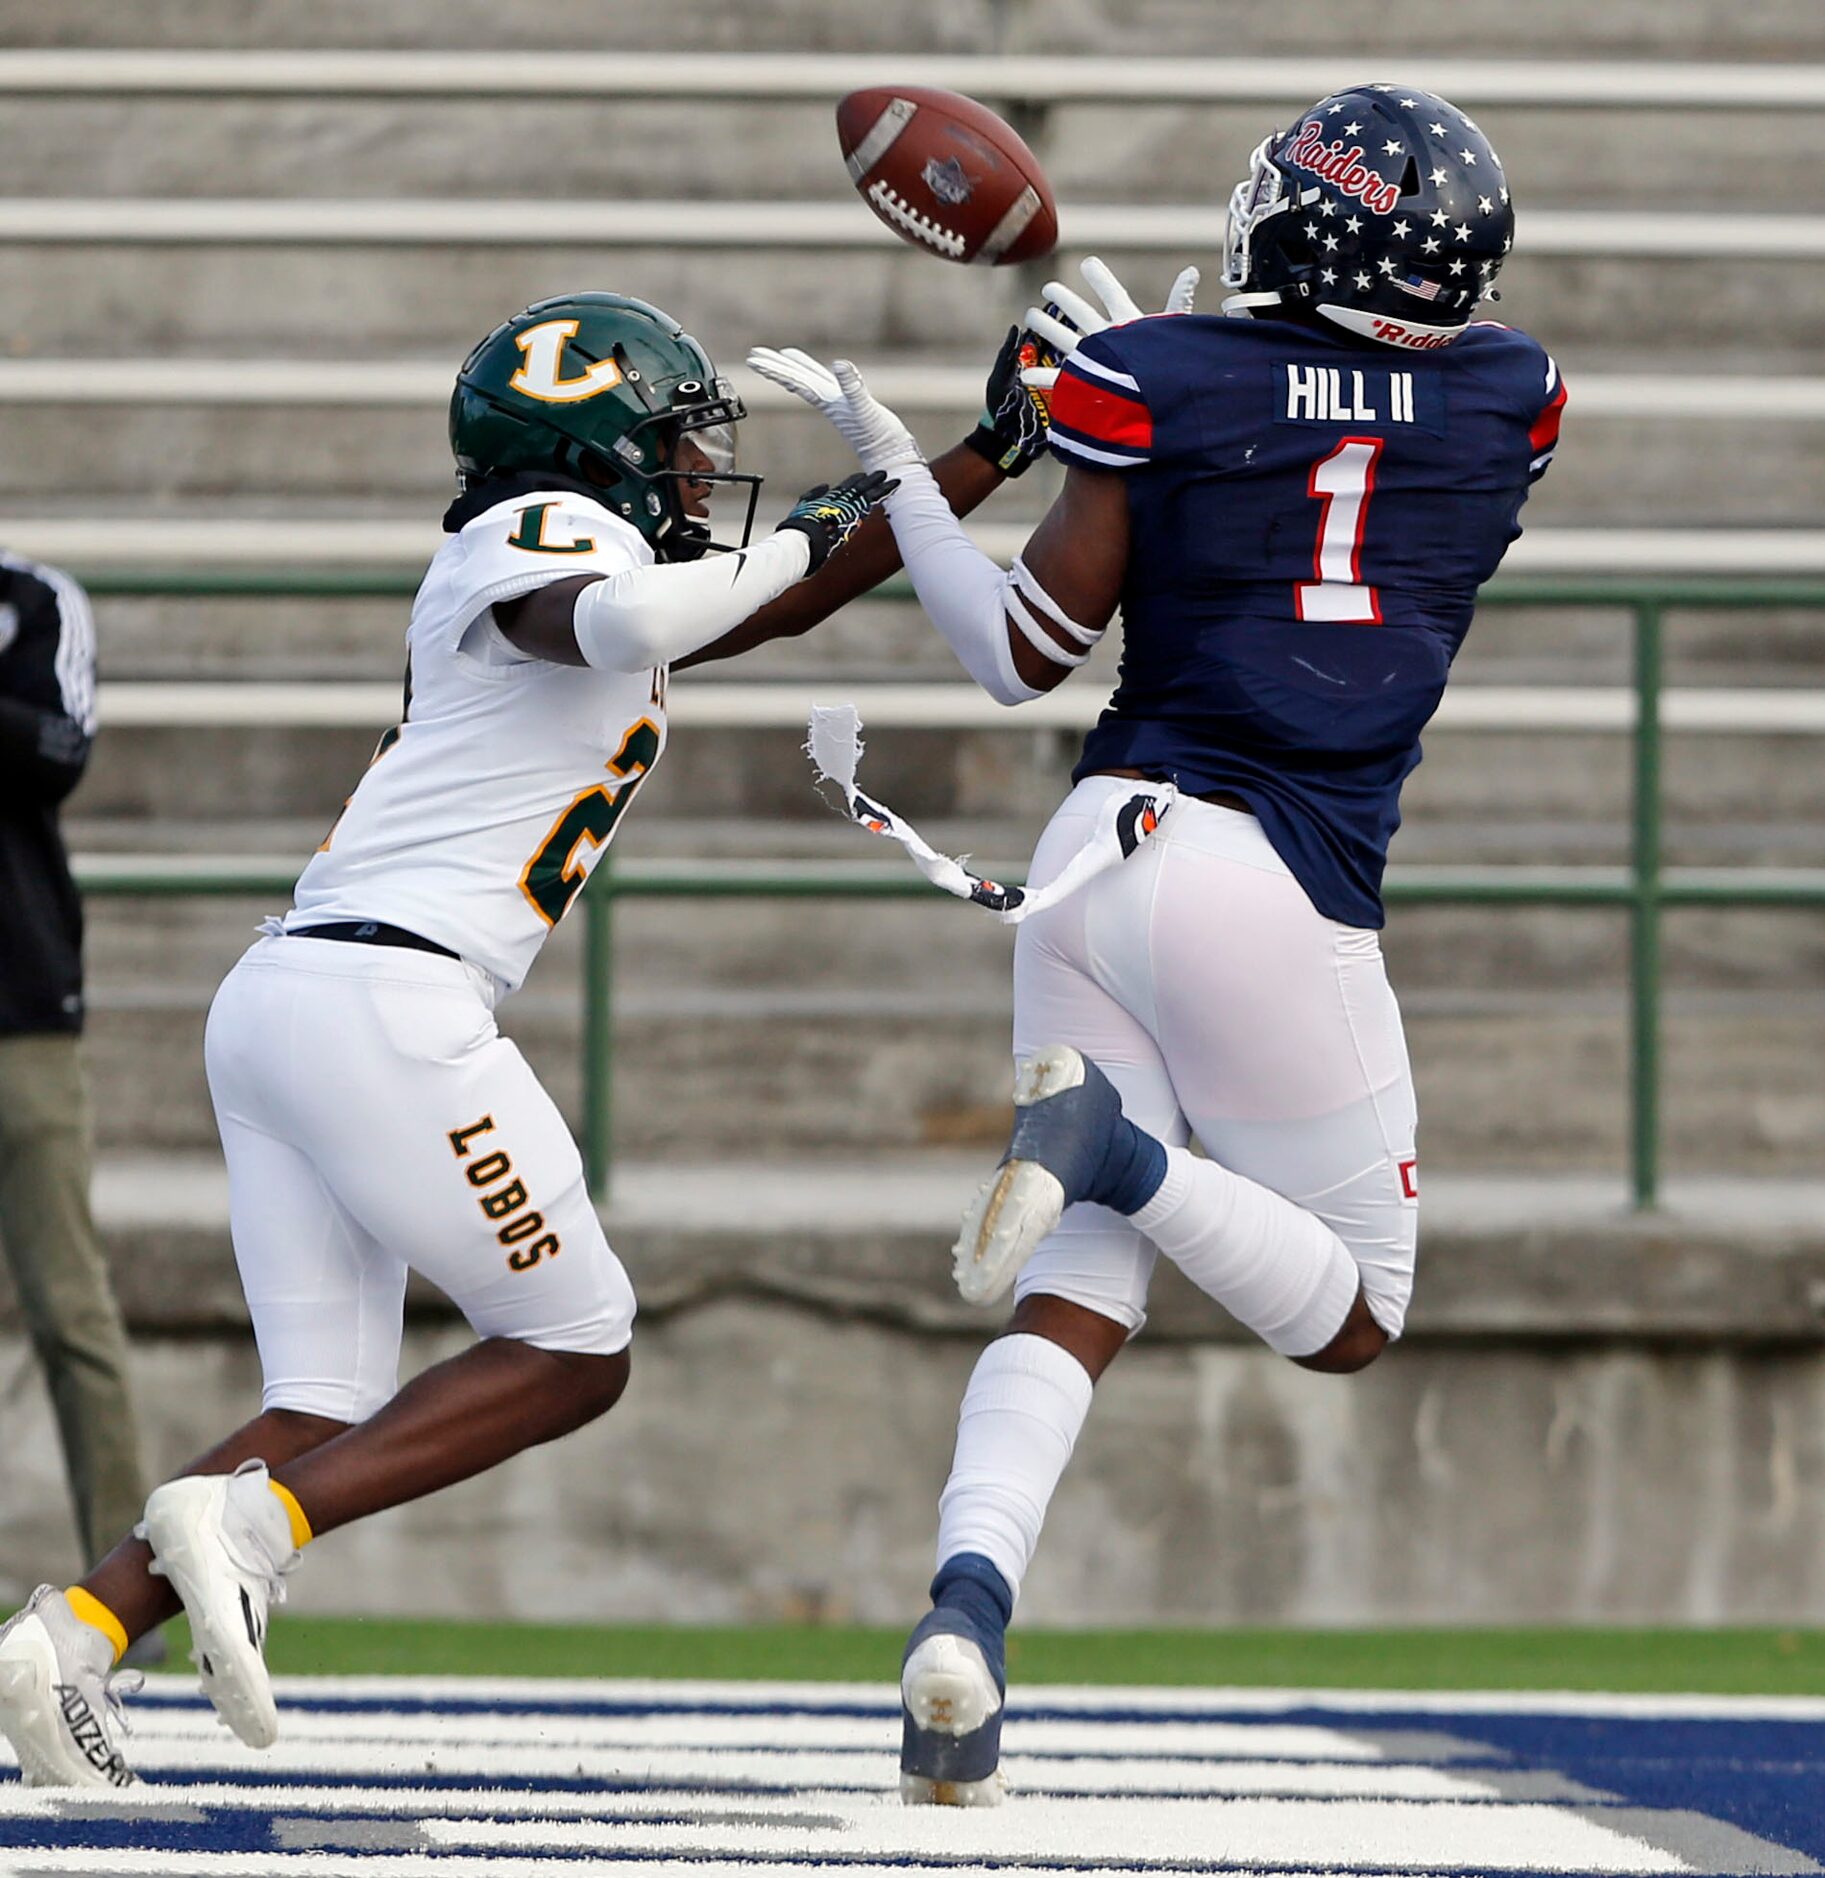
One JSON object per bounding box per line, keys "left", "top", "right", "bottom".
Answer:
{"left": 673, "top": 441, "right": 1005, "bottom": 671}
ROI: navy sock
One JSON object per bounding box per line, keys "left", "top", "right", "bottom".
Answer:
{"left": 1087, "top": 1114, "right": 1168, "bottom": 1216}
{"left": 930, "top": 1553, "right": 1013, "bottom": 1682}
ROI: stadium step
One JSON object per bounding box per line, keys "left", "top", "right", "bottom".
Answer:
{"left": 0, "top": 391, "right": 1817, "bottom": 530}
{"left": 59, "top": 579, "right": 1825, "bottom": 689}
{"left": 10, "top": 6, "right": 1825, "bottom": 58}
{"left": 75, "top": 886, "right": 1825, "bottom": 1170}
{"left": 76, "top": 1148, "right": 1825, "bottom": 1341}
{"left": 0, "top": 97, "right": 1816, "bottom": 214}
{"left": 1, "top": 242, "right": 1819, "bottom": 368}
{"left": 62, "top": 716, "right": 1825, "bottom": 833}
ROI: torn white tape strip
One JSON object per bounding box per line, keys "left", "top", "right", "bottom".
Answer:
{"left": 806, "top": 702, "right": 1174, "bottom": 924}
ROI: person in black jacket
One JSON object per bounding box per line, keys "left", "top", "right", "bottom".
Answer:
{"left": 0, "top": 554, "right": 147, "bottom": 1590}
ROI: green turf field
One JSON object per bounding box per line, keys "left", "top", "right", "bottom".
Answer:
{"left": 134, "top": 1617, "right": 1825, "bottom": 1696}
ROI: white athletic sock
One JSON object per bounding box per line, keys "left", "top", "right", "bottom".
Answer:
{"left": 1132, "top": 1146, "right": 1361, "bottom": 1359}
{"left": 935, "top": 1333, "right": 1095, "bottom": 1603}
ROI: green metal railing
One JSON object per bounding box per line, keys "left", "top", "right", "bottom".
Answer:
{"left": 73, "top": 574, "right": 1825, "bottom": 1208}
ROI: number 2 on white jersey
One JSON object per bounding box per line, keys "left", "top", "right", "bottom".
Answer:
{"left": 1296, "top": 436, "right": 1384, "bottom": 624}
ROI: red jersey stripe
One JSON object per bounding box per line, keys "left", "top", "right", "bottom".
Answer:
{"left": 1050, "top": 366, "right": 1154, "bottom": 452}
{"left": 1529, "top": 381, "right": 1568, "bottom": 452}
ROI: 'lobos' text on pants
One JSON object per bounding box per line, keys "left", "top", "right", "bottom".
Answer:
{"left": 447, "top": 1115, "right": 562, "bottom": 1271}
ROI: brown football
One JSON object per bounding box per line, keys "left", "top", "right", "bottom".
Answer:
{"left": 836, "top": 85, "right": 1058, "bottom": 267}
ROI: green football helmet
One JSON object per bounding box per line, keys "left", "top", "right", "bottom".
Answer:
{"left": 449, "top": 291, "right": 758, "bottom": 561}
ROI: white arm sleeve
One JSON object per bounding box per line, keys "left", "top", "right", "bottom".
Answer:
{"left": 571, "top": 529, "right": 813, "bottom": 673}
{"left": 880, "top": 460, "right": 1102, "bottom": 707}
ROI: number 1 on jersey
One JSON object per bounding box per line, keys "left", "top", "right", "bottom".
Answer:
{"left": 1297, "top": 437, "right": 1384, "bottom": 624}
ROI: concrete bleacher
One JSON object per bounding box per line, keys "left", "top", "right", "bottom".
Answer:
{"left": 0, "top": 26, "right": 1812, "bottom": 1181}
{"left": 4, "top": 9, "right": 1825, "bottom": 1623}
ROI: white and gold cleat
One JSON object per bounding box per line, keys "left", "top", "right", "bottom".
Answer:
{"left": 141, "top": 1460, "right": 297, "bottom": 1751}
{"left": 0, "top": 1586, "right": 139, "bottom": 1788}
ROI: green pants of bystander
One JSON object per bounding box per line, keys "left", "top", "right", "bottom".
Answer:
{"left": 0, "top": 1033, "right": 146, "bottom": 1567}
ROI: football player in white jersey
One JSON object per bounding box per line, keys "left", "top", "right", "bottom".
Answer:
{"left": 0, "top": 291, "right": 1053, "bottom": 1786}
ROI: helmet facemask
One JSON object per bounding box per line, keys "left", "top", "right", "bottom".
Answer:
{"left": 601, "top": 358, "right": 762, "bottom": 563}
{"left": 1222, "top": 134, "right": 1303, "bottom": 309}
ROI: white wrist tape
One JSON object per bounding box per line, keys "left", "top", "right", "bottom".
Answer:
{"left": 882, "top": 461, "right": 1098, "bottom": 706}
{"left": 570, "top": 530, "right": 812, "bottom": 673}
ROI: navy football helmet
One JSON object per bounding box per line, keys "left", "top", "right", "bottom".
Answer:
{"left": 1222, "top": 84, "right": 1514, "bottom": 350}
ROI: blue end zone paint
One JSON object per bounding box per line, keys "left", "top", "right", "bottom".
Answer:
{"left": 1401, "top": 1710, "right": 1825, "bottom": 1863}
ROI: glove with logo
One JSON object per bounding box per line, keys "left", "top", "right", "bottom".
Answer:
{"left": 962, "top": 323, "right": 1060, "bottom": 478}
{"left": 1018, "top": 256, "right": 1201, "bottom": 395}
{"left": 776, "top": 469, "right": 900, "bottom": 572}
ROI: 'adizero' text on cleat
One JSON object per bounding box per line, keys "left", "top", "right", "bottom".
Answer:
{"left": 953, "top": 1045, "right": 1128, "bottom": 1305}
{"left": 0, "top": 1587, "right": 140, "bottom": 1788}
{"left": 141, "top": 1460, "right": 296, "bottom": 1750}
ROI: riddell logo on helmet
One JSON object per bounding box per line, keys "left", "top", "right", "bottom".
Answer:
{"left": 1368, "top": 318, "right": 1455, "bottom": 350}
{"left": 1285, "top": 121, "right": 1402, "bottom": 216}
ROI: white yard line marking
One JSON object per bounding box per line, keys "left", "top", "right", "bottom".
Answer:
{"left": 84, "top": 1743, "right": 1507, "bottom": 1794}
{"left": 181, "top": 1673, "right": 1825, "bottom": 1721}
{"left": 425, "top": 1799, "right": 1692, "bottom": 1870}
{"left": 0, "top": 1763, "right": 1587, "bottom": 1813}
{"left": 131, "top": 1706, "right": 1461, "bottom": 1761}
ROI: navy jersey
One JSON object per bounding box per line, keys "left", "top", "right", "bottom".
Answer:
{"left": 1047, "top": 313, "right": 1565, "bottom": 928}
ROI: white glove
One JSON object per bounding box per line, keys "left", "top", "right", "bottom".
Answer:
{"left": 1019, "top": 256, "right": 1200, "bottom": 392}
{"left": 745, "top": 346, "right": 924, "bottom": 473}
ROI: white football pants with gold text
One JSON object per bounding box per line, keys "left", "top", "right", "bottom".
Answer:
{"left": 204, "top": 933, "right": 635, "bottom": 1423}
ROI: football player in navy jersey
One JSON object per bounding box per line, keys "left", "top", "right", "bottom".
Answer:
{"left": 754, "top": 82, "right": 1565, "bottom": 1806}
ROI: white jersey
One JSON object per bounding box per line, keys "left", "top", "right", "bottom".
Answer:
{"left": 289, "top": 488, "right": 667, "bottom": 991}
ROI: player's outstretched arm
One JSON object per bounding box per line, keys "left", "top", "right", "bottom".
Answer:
{"left": 673, "top": 441, "right": 1003, "bottom": 671}
{"left": 749, "top": 347, "right": 1123, "bottom": 702}
{"left": 674, "top": 326, "right": 1056, "bottom": 670}
{"left": 494, "top": 471, "right": 894, "bottom": 670}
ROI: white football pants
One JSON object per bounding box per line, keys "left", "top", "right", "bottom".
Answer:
{"left": 1011, "top": 776, "right": 1420, "bottom": 1342}
{"left": 204, "top": 934, "right": 636, "bottom": 1423}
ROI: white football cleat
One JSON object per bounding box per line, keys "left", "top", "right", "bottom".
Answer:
{"left": 952, "top": 1045, "right": 1101, "bottom": 1306}
{"left": 140, "top": 1460, "right": 297, "bottom": 1750}
{"left": 0, "top": 1586, "right": 140, "bottom": 1788}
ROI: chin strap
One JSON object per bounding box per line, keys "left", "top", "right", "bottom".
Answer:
{"left": 1219, "top": 289, "right": 1287, "bottom": 320}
